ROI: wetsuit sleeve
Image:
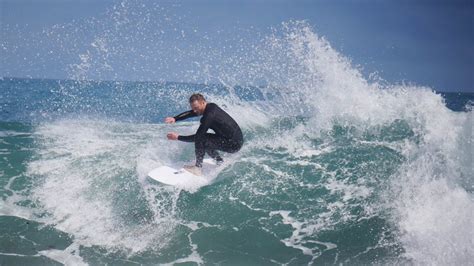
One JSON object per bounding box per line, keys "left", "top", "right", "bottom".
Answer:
{"left": 177, "top": 134, "right": 195, "bottom": 142}
{"left": 177, "top": 109, "right": 214, "bottom": 143}
{"left": 173, "top": 110, "right": 197, "bottom": 122}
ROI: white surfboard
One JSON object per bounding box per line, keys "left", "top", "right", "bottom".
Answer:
{"left": 148, "top": 158, "right": 218, "bottom": 189}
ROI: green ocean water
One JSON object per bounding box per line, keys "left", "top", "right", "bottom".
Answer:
{"left": 0, "top": 77, "right": 472, "bottom": 265}
{"left": 0, "top": 119, "right": 403, "bottom": 265}
{"left": 1, "top": 15, "right": 473, "bottom": 265}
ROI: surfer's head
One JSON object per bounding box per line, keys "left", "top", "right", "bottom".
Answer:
{"left": 189, "top": 93, "right": 207, "bottom": 115}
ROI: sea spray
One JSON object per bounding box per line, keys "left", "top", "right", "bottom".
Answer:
{"left": 1, "top": 2, "right": 472, "bottom": 264}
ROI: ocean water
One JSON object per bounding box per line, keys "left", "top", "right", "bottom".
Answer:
{"left": 1, "top": 14, "right": 474, "bottom": 266}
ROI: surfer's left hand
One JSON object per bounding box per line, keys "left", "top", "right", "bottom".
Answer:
{"left": 167, "top": 132, "right": 179, "bottom": 140}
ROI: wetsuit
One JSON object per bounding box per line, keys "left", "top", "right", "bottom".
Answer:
{"left": 174, "top": 103, "right": 243, "bottom": 167}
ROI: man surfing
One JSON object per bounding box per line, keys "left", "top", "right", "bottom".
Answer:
{"left": 165, "top": 93, "right": 243, "bottom": 176}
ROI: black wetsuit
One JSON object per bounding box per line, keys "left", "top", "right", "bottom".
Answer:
{"left": 174, "top": 103, "right": 243, "bottom": 167}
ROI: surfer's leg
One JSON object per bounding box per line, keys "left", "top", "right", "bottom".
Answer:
{"left": 194, "top": 139, "right": 206, "bottom": 168}
{"left": 195, "top": 134, "right": 223, "bottom": 167}
{"left": 198, "top": 134, "right": 223, "bottom": 165}
{"left": 206, "top": 149, "right": 223, "bottom": 162}
{"left": 196, "top": 134, "right": 241, "bottom": 166}
{"left": 203, "top": 134, "right": 240, "bottom": 159}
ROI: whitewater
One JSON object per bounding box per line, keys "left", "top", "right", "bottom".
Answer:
{"left": 1, "top": 2, "right": 473, "bottom": 265}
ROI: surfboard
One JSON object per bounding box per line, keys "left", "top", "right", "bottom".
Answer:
{"left": 147, "top": 158, "right": 218, "bottom": 188}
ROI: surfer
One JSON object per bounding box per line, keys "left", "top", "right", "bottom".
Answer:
{"left": 165, "top": 93, "right": 243, "bottom": 176}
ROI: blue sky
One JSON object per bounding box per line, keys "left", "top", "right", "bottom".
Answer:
{"left": 1, "top": 0, "right": 473, "bottom": 92}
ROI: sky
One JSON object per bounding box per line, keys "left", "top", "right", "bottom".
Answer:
{"left": 1, "top": 0, "right": 473, "bottom": 92}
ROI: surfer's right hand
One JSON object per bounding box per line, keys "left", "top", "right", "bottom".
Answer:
{"left": 167, "top": 132, "right": 179, "bottom": 140}
{"left": 165, "top": 117, "right": 176, "bottom": 124}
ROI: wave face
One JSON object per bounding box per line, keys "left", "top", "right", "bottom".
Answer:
{"left": 1, "top": 2, "right": 473, "bottom": 265}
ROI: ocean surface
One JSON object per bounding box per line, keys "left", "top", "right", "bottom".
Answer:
{"left": 1, "top": 76, "right": 473, "bottom": 265}
{"left": 1, "top": 20, "right": 473, "bottom": 265}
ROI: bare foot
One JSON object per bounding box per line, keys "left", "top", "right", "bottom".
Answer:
{"left": 183, "top": 165, "right": 202, "bottom": 176}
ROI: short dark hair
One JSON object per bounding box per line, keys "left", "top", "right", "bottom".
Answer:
{"left": 189, "top": 93, "right": 206, "bottom": 104}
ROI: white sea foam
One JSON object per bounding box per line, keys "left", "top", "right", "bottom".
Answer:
{"left": 28, "top": 119, "right": 185, "bottom": 255}
{"left": 388, "top": 124, "right": 474, "bottom": 264}
{"left": 12, "top": 11, "right": 471, "bottom": 264}
{"left": 280, "top": 24, "right": 474, "bottom": 265}
{"left": 0, "top": 195, "right": 36, "bottom": 221}
{"left": 268, "top": 210, "right": 337, "bottom": 264}
{"left": 216, "top": 21, "right": 474, "bottom": 264}
{"left": 39, "top": 243, "right": 87, "bottom": 266}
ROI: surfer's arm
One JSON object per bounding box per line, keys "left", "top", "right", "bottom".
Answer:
{"left": 177, "top": 111, "right": 213, "bottom": 142}
{"left": 177, "top": 134, "right": 195, "bottom": 142}
{"left": 173, "top": 110, "right": 198, "bottom": 122}
{"left": 176, "top": 121, "right": 210, "bottom": 142}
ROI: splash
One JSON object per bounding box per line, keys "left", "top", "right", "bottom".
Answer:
{"left": 6, "top": 1, "right": 471, "bottom": 264}
{"left": 28, "top": 120, "right": 183, "bottom": 253}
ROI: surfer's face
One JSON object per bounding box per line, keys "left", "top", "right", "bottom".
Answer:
{"left": 190, "top": 100, "right": 206, "bottom": 115}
